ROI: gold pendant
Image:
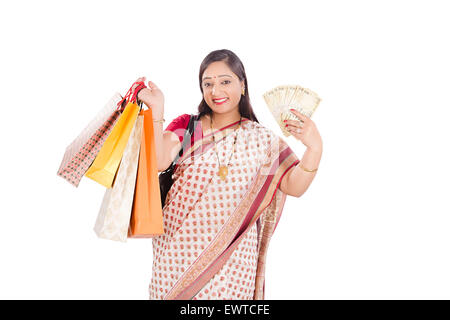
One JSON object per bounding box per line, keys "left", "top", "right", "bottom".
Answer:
{"left": 218, "top": 166, "right": 228, "bottom": 180}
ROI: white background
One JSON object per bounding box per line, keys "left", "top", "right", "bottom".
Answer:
{"left": 0, "top": 0, "right": 449, "bottom": 299}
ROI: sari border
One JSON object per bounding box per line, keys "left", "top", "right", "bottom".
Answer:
{"left": 163, "top": 160, "right": 267, "bottom": 300}
{"left": 202, "top": 117, "right": 250, "bottom": 139}
{"left": 181, "top": 155, "right": 299, "bottom": 300}
{"left": 233, "top": 147, "right": 297, "bottom": 241}
{"left": 253, "top": 159, "right": 299, "bottom": 300}
{"left": 165, "top": 140, "right": 298, "bottom": 299}
{"left": 175, "top": 118, "right": 250, "bottom": 171}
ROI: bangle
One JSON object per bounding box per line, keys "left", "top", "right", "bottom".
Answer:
{"left": 153, "top": 118, "right": 165, "bottom": 123}
{"left": 299, "top": 162, "right": 318, "bottom": 172}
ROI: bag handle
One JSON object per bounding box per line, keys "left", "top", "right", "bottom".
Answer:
{"left": 173, "top": 114, "right": 198, "bottom": 165}
{"left": 162, "top": 114, "right": 198, "bottom": 173}
{"left": 116, "top": 81, "right": 147, "bottom": 111}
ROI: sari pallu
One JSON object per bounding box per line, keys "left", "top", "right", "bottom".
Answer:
{"left": 149, "top": 117, "right": 300, "bottom": 300}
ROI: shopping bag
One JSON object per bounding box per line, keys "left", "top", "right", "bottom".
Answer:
{"left": 93, "top": 115, "right": 143, "bottom": 242}
{"left": 128, "top": 107, "right": 165, "bottom": 238}
{"left": 56, "top": 93, "right": 123, "bottom": 187}
{"left": 84, "top": 101, "right": 140, "bottom": 188}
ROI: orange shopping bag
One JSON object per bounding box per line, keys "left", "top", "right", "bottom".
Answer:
{"left": 128, "top": 107, "right": 165, "bottom": 237}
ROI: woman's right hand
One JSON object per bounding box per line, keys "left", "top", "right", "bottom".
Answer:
{"left": 131, "top": 76, "right": 165, "bottom": 119}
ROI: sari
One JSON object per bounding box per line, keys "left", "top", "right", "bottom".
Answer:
{"left": 149, "top": 114, "right": 300, "bottom": 300}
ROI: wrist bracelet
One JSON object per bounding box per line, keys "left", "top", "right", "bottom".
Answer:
{"left": 299, "top": 162, "right": 318, "bottom": 172}
{"left": 153, "top": 118, "right": 165, "bottom": 123}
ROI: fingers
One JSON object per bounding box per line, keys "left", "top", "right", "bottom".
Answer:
{"left": 289, "top": 108, "right": 306, "bottom": 118}
{"left": 289, "top": 108, "right": 308, "bottom": 123}
{"left": 284, "top": 117, "right": 304, "bottom": 135}
{"left": 284, "top": 120, "right": 303, "bottom": 128}
{"left": 286, "top": 125, "right": 302, "bottom": 135}
{"left": 147, "top": 80, "right": 158, "bottom": 90}
{"left": 131, "top": 78, "right": 157, "bottom": 92}
{"left": 131, "top": 76, "right": 146, "bottom": 93}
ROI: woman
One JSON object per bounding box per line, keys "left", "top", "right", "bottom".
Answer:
{"left": 132, "top": 49, "right": 323, "bottom": 300}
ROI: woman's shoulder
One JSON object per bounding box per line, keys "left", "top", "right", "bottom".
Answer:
{"left": 240, "top": 121, "right": 281, "bottom": 157}
{"left": 244, "top": 120, "right": 277, "bottom": 143}
{"left": 164, "top": 113, "right": 192, "bottom": 143}
{"left": 172, "top": 113, "right": 192, "bottom": 123}
{"left": 165, "top": 113, "right": 191, "bottom": 130}
{"left": 245, "top": 121, "right": 293, "bottom": 163}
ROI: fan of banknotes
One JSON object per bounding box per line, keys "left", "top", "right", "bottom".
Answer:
{"left": 262, "top": 84, "right": 321, "bottom": 137}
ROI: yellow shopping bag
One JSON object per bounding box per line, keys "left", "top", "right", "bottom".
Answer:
{"left": 85, "top": 101, "right": 140, "bottom": 188}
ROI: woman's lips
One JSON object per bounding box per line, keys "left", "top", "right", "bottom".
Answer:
{"left": 213, "top": 98, "right": 228, "bottom": 105}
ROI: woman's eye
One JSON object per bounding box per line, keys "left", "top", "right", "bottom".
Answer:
{"left": 204, "top": 80, "right": 230, "bottom": 87}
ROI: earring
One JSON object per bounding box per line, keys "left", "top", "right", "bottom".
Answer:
{"left": 242, "top": 87, "right": 245, "bottom": 96}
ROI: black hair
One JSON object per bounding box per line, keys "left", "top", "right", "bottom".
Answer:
{"left": 197, "top": 49, "right": 259, "bottom": 123}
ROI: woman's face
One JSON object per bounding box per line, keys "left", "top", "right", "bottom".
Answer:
{"left": 201, "top": 61, "right": 244, "bottom": 115}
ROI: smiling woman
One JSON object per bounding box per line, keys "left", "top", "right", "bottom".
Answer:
{"left": 149, "top": 49, "right": 303, "bottom": 300}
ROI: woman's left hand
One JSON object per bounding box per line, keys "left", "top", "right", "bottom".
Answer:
{"left": 284, "top": 108, "right": 323, "bottom": 151}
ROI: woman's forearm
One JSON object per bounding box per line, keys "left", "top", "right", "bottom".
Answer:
{"left": 152, "top": 116, "right": 166, "bottom": 170}
{"left": 288, "top": 146, "right": 322, "bottom": 197}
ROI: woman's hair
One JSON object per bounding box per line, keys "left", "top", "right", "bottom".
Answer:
{"left": 197, "top": 49, "right": 259, "bottom": 123}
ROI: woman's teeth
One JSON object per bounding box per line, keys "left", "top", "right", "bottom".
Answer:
{"left": 214, "top": 98, "right": 228, "bottom": 104}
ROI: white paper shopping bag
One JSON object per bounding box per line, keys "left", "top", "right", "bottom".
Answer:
{"left": 93, "top": 115, "right": 143, "bottom": 242}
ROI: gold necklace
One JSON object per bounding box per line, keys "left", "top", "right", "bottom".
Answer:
{"left": 210, "top": 114, "right": 242, "bottom": 180}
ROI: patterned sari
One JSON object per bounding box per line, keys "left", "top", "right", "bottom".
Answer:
{"left": 149, "top": 115, "right": 300, "bottom": 300}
